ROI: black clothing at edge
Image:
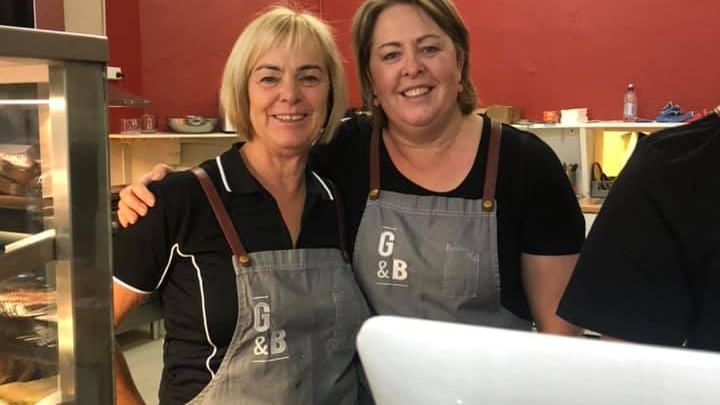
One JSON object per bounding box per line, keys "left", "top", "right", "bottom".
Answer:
{"left": 559, "top": 113, "right": 720, "bottom": 351}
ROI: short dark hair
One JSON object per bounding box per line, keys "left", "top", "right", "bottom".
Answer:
{"left": 351, "top": 0, "right": 477, "bottom": 128}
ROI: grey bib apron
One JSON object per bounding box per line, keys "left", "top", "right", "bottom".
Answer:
{"left": 187, "top": 167, "right": 369, "bottom": 405}
{"left": 352, "top": 119, "right": 531, "bottom": 330}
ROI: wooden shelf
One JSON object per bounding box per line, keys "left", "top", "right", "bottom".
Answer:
{"left": 579, "top": 197, "right": 603, "bottom": 214}
{"left": 109, "top": 132, "right": 237, "bottom": 139}
{"left": 512, "top": 121, "right": 683, "bottom": 130}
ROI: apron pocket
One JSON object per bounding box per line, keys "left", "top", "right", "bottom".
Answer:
{"left": 331, "top": 287, "right": 368, "bottom": 350}
{"left": 442, "top": 244, "right": 480, "bottom": 298}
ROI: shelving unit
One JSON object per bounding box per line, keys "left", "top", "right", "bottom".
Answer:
{"left": 514, "top": 121, "right": 682, "bottom": 130}
{"left": 513, "top": 121, "right": 683, "bottom": 233}
{"left": 107, "top": 123, "right": 685, "bottom": 232}
{"left": 109, "top": 132, "right": 239, "bottom": 185}
{"left": 513, "top": 121, "right": 682, "bottom": 200}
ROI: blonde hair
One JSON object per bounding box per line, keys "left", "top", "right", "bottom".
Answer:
{"left": 220, "top": 6, "right": 347, "bottom": 143}
{"left": 351, "top": 0, "right": 477, "bottom": 128}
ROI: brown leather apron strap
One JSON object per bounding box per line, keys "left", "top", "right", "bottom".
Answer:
{"left": 481, "top": 119, "right": 503, "bottom": 212}
{"left": 191, "top": 166, "right": 251, "bottom": 267}
{"left": 368, "top": 124, "right": 381, "bottom": 200}
{"left": 370, "top": 118, "right": 502, "bottom": 209}
{"left": 324, "top": 178, "right": 350, "bottom": 263}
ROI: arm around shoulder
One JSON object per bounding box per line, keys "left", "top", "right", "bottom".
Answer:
{"left": 117, "top": 163, "right": 175, "bottom": 227}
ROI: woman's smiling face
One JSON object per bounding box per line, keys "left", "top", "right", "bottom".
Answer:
{"left": 369, "top": 3, "right": 463, "bottom": 131}
{"left": 247, "top": 41, "right": 330, "bottom": 154}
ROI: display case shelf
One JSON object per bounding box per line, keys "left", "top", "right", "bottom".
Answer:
{"left": 0, "top": 335, "right": 57, "bottom": 365}
{"left": 0, "top": 230, "right": 55, "bottom": 278}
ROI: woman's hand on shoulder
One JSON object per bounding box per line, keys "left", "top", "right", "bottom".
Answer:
{"left": 117, "top": 163, "right": 174, "bottom": 227}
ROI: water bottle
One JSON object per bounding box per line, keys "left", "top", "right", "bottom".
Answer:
{"left": 623, "top": 83, "right": 637, "bottom": 122}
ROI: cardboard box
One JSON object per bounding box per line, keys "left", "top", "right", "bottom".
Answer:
{"left": 485, "top": 105, "right": 520, "bottom": 124}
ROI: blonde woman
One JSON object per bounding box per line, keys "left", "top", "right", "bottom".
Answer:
{"left": 113, "top": 7, "right": 368, "bottom": 405}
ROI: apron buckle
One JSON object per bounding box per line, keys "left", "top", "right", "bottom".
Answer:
{"left": 369, "top": 189, "right": 381, "bottom": 200}
{"left": 481, "top": 199, "right": 494, "bottom": 212}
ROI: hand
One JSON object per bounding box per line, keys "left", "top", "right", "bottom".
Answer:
{"left": 117, "top": 163, "right": 173, "bottom": 227}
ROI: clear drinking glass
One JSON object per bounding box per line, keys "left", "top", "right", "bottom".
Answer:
{"left": 120, "top": 118, "right": 140, "bottom": 134}
{"left": 141, "top": 114, "right": 157, "bottom": 133}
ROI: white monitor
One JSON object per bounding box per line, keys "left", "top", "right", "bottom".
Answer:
{"left": 356, "top": 316, "right": 720, "bottom": 405}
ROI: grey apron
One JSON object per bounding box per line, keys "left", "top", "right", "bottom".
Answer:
{"left": 186, "top": 167, "right": 369, "bottom": 405}
{"left": 352, "top": 119, "right": 531, "bottom": 330}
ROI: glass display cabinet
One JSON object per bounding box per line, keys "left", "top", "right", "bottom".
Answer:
{"left": 0, "top": 25, "right": 113, "bottom": 404}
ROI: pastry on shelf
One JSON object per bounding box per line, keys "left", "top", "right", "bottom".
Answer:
{"left": 0, "top": 374, "right": 57, "bottom": 405}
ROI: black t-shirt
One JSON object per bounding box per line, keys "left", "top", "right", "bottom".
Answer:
{"left": 311, "top": 114, "right": 584, "bottom": 320}
{"left": 558, "top": 113, "right": 720, "bottom": 351}
{"left": 113, "top": 144, "right": 342, "bottom": 405}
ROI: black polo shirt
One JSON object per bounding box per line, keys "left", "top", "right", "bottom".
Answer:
{"left": 113, "top": 143, "right": 342, "bottom": 405}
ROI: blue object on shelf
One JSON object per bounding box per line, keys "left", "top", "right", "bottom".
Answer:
{"left": 656, "top": 101, "right": 694, "bottom": 122}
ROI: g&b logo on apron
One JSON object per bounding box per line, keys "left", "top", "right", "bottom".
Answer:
{"left": 375, "top": 226, "right": 409, "bottom": 288}
{"left": 252, "top": 296, "right": 288, "bottom": 363}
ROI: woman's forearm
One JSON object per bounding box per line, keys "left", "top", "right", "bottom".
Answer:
{"left": 114, "top": 343, "right": 146, "bottom": 405}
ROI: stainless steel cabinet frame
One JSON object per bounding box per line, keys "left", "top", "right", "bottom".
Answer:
{"left": 0, "top": 25, "right": 113, "bottom": 404}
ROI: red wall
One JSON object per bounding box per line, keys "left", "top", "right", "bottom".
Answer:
{"left": 137, "top": 0, "right": 330, "bottom": 131}
{"left": 135, "top": 0, "right": 273, "bottom": 130}
{"left": 107, "top": 0, "right": 720, "bottom": 125}
{"left": 324, "top": 0, "right": 720, "bottom": 120}
{"left": 322, "top": 0, "right": 366, "bottom": 114}
{"left": 106, "top": 0, "right": 144, "bottom": 133}
{"left": 453, "top": 0, "right": 720, "bottom": 119}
